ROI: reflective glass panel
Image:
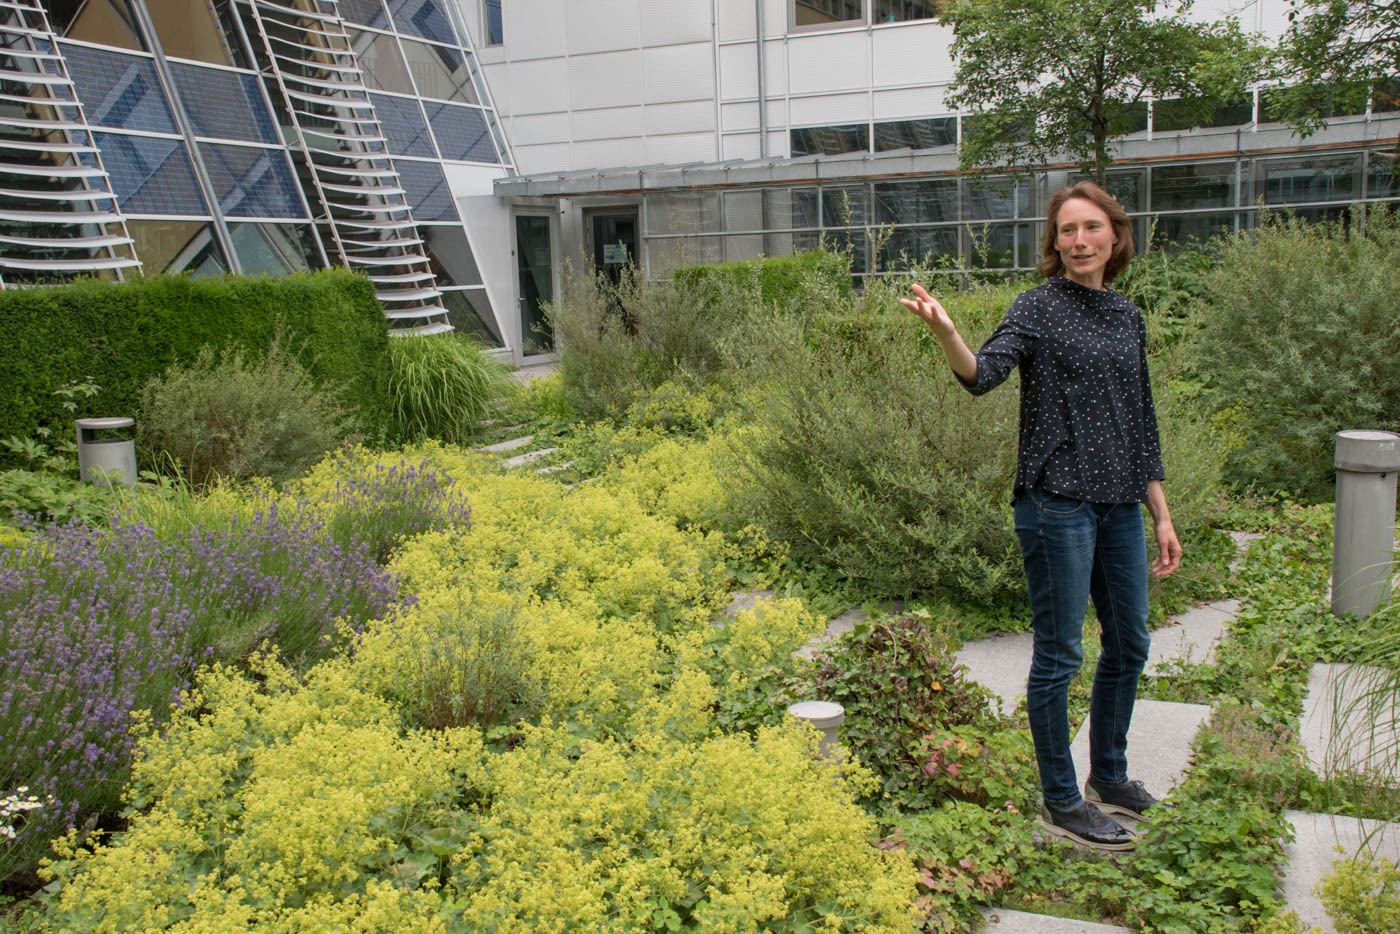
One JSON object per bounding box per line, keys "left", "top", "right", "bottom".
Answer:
{"left": 878, "top": 227, "right": 959, "bottom": 271}
{"left": 964, "top": 178, "right": 1029, "bottom": 220}
{"left": 199, "top": 143, "right": 306, "bottom": 218}
{"left": 820, "top": 185, "right": 867, "bottom": 226}
{"left": 792, "top": 188, "right": 820, "bottom": 229}
{"left": 340, "top": 0, "right": 392, "bottom": 29}
{"left": 486, "top": 0, "right": 503, "bottom": 44}
{"left": 422, "top": 225, "right": 482, "bottom": 286}
{"left": 371, "top": 93, "right": 435, "bottom": 156}
{"left": 393, "top": 159, "right": 456, "bottom": 221}
{"left": 126, "top": 218, "right": 228, "bottom": 275}
{"left": 1260, "top": 83, "right": 1369, "bottom": 123}
{"left": 170, "top": 64, "right": 278, "bottom": 143}
{"left": 1367, "top": 149, "right": 1397, "bottom": 199}
{"left": 60, "top": 45, "right": 177, "bottom": 134}
{"left": 872, "top": 0, "right": 941, "bottom": 23}
{"left": 647, "top": 235, "right": 720, "bottom": 280}
{"left": 1150, "top": 211, "right": 1236, "bottom": 248}
{"left": 645, "top": 192, "right": 721, "bottom": 236}
{"left": 967, "top": 222, "right": 1031, "bottom": 268}
{"left": 50, "top": 0, "right": 144, "bottom": 51}
{"left": 1068, "top": 170, "right": 1144, "bottom": 211}
{"left": 424, "top": 102, "right": 494, "bottom": 162}
{"left": 143, "top": 0, "right": 235, "bottom": 65}
{"left": 790, "top": 124, "right": 868, "bottom": 156}
{"left": 1150, "top": 163, "right": 1237, "bottom": 210}
{"left": 94, "top": 132, "right": 208, "bottom": 214}
{"left": 873, "top": 179, "right": 957, "bottom": 225}
{"left": 227, "top": 222, "right": 319, "bottom": 275}
{"left": 1153, "top": 96, "right": 1253, "bottom": 132}
{"left": 400, "top": 39, "right": 477, "bottom": 103}
{"left": 1256, "top": 155, "right": 1359, "bottom": 206}
{"left": 440, "top": 287, "right": 502, "bottom": 346}
{"left": 874, "top": 118, "right": 955, "bottom": 151}
{"left": 388, "top": 0, "right": 456, "bottom": 42}
{"left": 516, "top": 214, "right": 553, "bottom": 354}
{"left": 350, "top": 29, "right": 414, "bottom": 94}
{"left": 1374, "top": 78, "right": 1400, "bottom": 113}
{"left": 794, "top": 0, "right": 862, "bottom": 26}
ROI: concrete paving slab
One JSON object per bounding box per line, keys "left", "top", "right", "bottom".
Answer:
{"left": 979, "top": 908, "right": 1132, "bottom": 933}
{"left": 1226, "top": 530, "right": 1265, "bottom": 573}
{"left": 504, "top": 446, "right": 560, "bottom": 468}
{"left": 1300, "top": 662, "right": 1400, "bottom": 776}
{"left": 795, "top": 606, "right": 868, "bottom": 660}
{"left": 955, "top": 630, "right": 1034, "bottom": 715}
{"left": 476, "top": 434, "right": 534, "bottom": 454}
{"left": 726, "top": 590, "right": 776, "bottom": 620}
{"left": 536, "top": 461, "right": 576, "bottom": 475}
{"left": 1068, "top": 699, "right": 1210, "bottom": 801}
{"left": 510, "top": 361, "right": 558, "bottom": 384}
{"left": 1282, "top": 810, "right": 1400, "bottom": 933}
{"left": 1146, "top": 599, "right": 1239, "bottom": 674}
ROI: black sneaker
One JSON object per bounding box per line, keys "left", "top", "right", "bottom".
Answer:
{"left": 1085, "top": 777, "right": 1160, "bottom": 821}
{"left": 1041, "top": 800, "right": 1137, "bottom": 851}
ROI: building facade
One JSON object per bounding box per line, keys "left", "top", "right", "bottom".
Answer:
{"left": 2, "top": 1, "right": 1396, "bottom": 366}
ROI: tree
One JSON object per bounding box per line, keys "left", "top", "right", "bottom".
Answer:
{"left": 945, "top": 0, "right": 1270, "bottom": 184}
{"left": 1274, "top": 0, "right": 1400, "bottom": 180}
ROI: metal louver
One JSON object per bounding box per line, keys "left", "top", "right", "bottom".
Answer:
{"left": 243, "top": 0, "right": 450, "bottom": 335}
{"left": 0, "top": 0, "right": 140, "bottom": 285}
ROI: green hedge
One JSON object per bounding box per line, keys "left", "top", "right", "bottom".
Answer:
{"left": 671, "top": 249, "right": 853, "bottom": 310}
{"left": 1, "top": 269, "right": 391, "bottom": 456}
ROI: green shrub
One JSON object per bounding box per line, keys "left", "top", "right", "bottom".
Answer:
{"left": 671, "top": 248, "right": 854, "bottom": 313}
{"left": 1319, "top": 854, "right": 1400, "bottom": 934}
{"left": 1197, "top": 208, "right": 1400, "bottom": 499}
{"left": 138, "top": 339, "right": 354, "bottom": 488}
{"left": 386, "top": 333, "right": 516, "bottom": 443}
{"left": 0, "top": 270, "right": 391, "bottom": 466}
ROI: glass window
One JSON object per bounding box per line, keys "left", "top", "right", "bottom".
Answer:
{"left": 1255, "top": 154, "right": 1359, "bottom": 206}
{"left": 878, "top": 227, "right": 959, "bottom": 271}
{"left": 1151, "top": 211, "right": 1236, "bottom": 248}
{"left": 372, "top": 93, "right": 435, "bottom": 156}
{"left": 874, "top": 117, "right": 955, "bottom": 151}
{"left": 1373, "top": 78, "right": 1400, "bottom": 113}
{"left": 59, "top": 44, "right": 178, "bottom": 134}
{"left": 964, "top": 177, "right": 1029, "bottom": 220}
{"left": 438, "top": 288, "right": 502, "bottom": 347}
{"left": 170, "top": 64, "right": 279, "bottom": 143}
{"left": 393, "top": 159, "right": 457, "bottom": 221}
{"left": 794, "top": 0, "right": 862, "bottom": 27}
{"left": 399, "top": 39, "right": 477, "bottom": 103}
{"left": 1259, "top": 82, "right": 1370, "bottom": 123}
{"left": 872, "top": 1, "right": 942, "bottom": 24}
{"left": 1153, "top": 96, "right": 1253, "bottom": 133}
{"left": 388, "top": 0, "right": 456, "bottom": 43}
{"left": 646, "top": 192, "right": 721, "bottom": 236}
{"left": 422, "top": 225, "right": 483, "bottom": 286}
{"left": 49, "top": 0, "right": 145, "bottom": 51}
{"left": 199, "top": 143, "right": 306, "bottom": 218}
{"left": 790, "top": 124, "right": 869, "bottom": 157}
{"left": 350, "top": 29, "right": 414, "bottom": 94}
{"left": 142, "top": 0, "right": 236, "bottom": 66}
{"left": 873, "top": 179, "right": 957, "bottom": 225}
{"left": 820, "top": 185, "right": 867, "bottom": 227}
{"left": 227, "top": 222, "right": 319, "bottom": 274}
{"left": 1367, "top": 149, "right": 1397, "bottom": 200}
{"left": 485, "top": 0, "right": 503, "bottom": 45}
{"left": 93, "top": 132, "right": 208, "bottom": 215}
{"left": 126, "top": 218, "right": 228, "bottom": 275}
{"left": 424, "top": 102, "right": 495, "bottom": 162}
{"left": 339, "top": 0, "right": 391, "bottom": 29}
{"left": 1150, "top": 163, "right": 1237, "bottom": 211}
{"left": 967, "top": 222, "right": 1031, "bottom": 268}
{"left": 1069, "top": 170, "right": 1144, "bottom": 211}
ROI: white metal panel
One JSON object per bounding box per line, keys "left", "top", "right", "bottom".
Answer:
{"left": 642, "top": 0, "right": 712, "bottom": 46}
{"left": 788, "top": 91, "right": 869, "bottom": 125}
{"left": 643, "top": 42, "right": 715, "bottom": 104}
{"left": 504, "top": 58, "right": 571, "bottom": 114}
{"left": 568, "top": 50, "right": 644, "bottom": 110}
{"left": 507, "top": 0, "right": 568, "bottom": 59}
{"left": 573, "top": 104, "right": 646, "bottom": 141}
{"left": 572, "top": 136, "right": 647, "bottom": 169}
{"left": 871, "top": 22, "right": 955, "bottom": 87}
{"left": 505, "top": 111, "right": 572, "bottom": 146}
{"left": 716, "top": 0, "right": 754, "bottom": 43}
{"left": 722, "top": 131, "right": 760, "bottom": 160}
{"left": 441, "top": 162, "right": 510, "bottom": 197}
{"left": 512, "top": 142, "right": 574, "bottom": 174}
{"left": 455, "top": 191, "right": 514, "bottom": 351}
{"left": 788, "top": 31, "right": 870, "bottom": 94}
{"left": 1257, "top": 0, "right": 1293, "bottom": 38}
{"left": 873, "top": 85, "right": 948, "bottom": 120}
{"left": 718, "top": 42, "right": 756, "bottom": 99}
{"left": 645, "top": 99, "right": 716, "bottom": 135}
{"left": 721, "top": 99, "right": 758, "bottom": 131}
{"left": 565, "top": 0, "right": 642, "bottom": 54}
{"left": 645, "top": 131, "right": 721, "bottom": 165}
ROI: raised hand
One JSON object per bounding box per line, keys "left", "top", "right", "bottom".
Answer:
{"left": 900, "top": 282, "right": 956, "bottom": 337}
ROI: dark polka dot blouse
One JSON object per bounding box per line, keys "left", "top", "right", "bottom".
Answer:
{"left": 957, "top": 275, "right": 1165, "bottom": 504}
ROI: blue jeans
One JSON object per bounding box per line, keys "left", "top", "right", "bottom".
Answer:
{"left": 1013, "top": 489, "right": 1151, "bottom": 809}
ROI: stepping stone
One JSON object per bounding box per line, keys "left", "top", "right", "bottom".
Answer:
{"left": 795, "top": 606, "right": 868, "bottom": 660}
{"left": 1226, "top": 530, "right": 1264, "bottom": 572}
{"left": 955, "top": 630, "right": 1034, "bottom": 715}
{"left": 476, "top": 434, "right": 534, "bottom": 454}
{"left": 1146, "top": 599, "right": 1239, "bottom": 674}
{"left": 1300, "top": 662, "right": 1400, "bottom": 776}
{"left": 1282, "top": 810, "right": 1400, "bottom": 933}
{"left": 1068, "top": 699, "right": 1210, "bottom": 803}
{"left": 536, "top": 461, "right": 575, "bottom": 475}
{"left": 979, "top": 908, "right": 1132, "bottom": 932}
{"left": 726, "top": 590, "right": 776, "bottom": 620}
{"left": 504, "top": 446, "right": 559, "bottom": 468}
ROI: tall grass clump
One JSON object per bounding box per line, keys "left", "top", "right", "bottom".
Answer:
{"left": 386, "top": 333, "right": 516, "bottom": 444}
{"left": 139, "top": 338, "right": 355, "bottom": 489}
{"left": 1197, "top": 208, "right": 1400, "bottom": 499}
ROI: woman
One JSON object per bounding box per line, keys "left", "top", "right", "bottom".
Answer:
{"left": 901, "top": 181, "right": 1181, "bottom": 850}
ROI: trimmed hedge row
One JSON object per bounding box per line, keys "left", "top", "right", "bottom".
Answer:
{"left": 671, "top": 248, "right": 854, "bottom": 309}
{"left": 0, "top": 270, "right": 391, "bottom": 455}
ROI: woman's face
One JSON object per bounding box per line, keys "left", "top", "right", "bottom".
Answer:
{"left": 1054, "top": 196, "right": 1118, "bottom": 289}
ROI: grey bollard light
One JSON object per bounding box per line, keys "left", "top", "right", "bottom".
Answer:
{"left": 75, "top": 417, "right": 137, "bottom": 486}
{"left": 1332, "top": 430, "right": 1400, "bottom": 618}
{"left": 787, "top": 701, "right": 845, "bottom": 758}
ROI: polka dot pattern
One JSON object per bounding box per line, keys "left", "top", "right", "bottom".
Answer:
{"left": 958, "top": 275, "right": 1165, "bottom": 504}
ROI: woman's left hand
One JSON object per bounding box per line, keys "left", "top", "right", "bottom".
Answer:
{"left": 1152, "top": 519, "right": 1182, "bottom": 577}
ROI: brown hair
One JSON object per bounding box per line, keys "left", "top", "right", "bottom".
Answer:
{"left": 1037, "top": 181, "right": 1135, "bottom": 284}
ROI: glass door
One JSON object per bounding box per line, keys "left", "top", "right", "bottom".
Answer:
{"left": 514, "top": 213, "right": 554, "bottom": 356}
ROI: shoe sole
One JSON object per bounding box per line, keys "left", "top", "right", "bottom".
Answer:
{"left": 1084, "top": 796, "right": 1148, "bottom": 821}
{"left": 1040, "top": 819, "right": 1137, "bottom": 851}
